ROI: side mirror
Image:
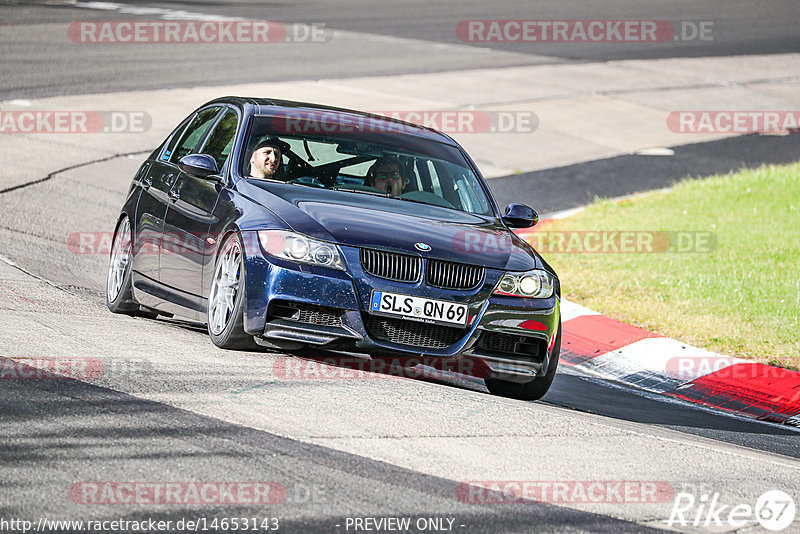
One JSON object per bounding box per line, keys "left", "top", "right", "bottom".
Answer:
{"left": 178, "top": 154, "right": 221, "bottom": 181}
{"left": 502, "top": 203, "right": 538, "bottom": 228}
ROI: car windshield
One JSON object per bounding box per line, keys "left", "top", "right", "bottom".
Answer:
{"left": 241, "top": 114, "right": 494, "bottom": 216}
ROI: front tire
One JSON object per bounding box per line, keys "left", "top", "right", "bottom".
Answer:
{"left": 485, "top": 323, "right": 561, "bottom": 401}
{"left": 106, "top": 216, "right": 138, "bottom": 314}
{"left": 207, "top": 232, "right": 257, "bottom": 350}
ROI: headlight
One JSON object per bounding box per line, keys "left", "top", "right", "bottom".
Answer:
{"left": 258, "top": 230, "right": 345, "bottom": 270}
{"left": 493, "top": 270, "right": 554, "bottom": 299}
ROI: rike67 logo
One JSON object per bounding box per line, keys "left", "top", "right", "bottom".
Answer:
{"left": 666, "top": 489, "right": 796, "bottom": 531}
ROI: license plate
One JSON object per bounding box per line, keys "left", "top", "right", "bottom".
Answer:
{"left": 369, "top": 291, "right": 468, "bottom": 326}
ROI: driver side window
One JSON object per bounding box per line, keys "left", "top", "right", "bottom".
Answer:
{"left": 170, "top": 107, "right": 222, "bottom": 163}
{"left": 199, "top": 108, "right": 238, "bottom": 171}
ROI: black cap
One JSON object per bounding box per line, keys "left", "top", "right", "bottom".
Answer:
{"left": 254, "top": 136, "right": 290, "bottom": 153}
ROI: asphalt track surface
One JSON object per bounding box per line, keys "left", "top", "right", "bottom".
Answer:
{"left": 1, "top": 371, "right": 663, "bottom": 534}
{"left": 2, "top": 1, "right": 800, "bottom": 533}
{"left": 1, "top": 0, "right": 800, "bottom": 99}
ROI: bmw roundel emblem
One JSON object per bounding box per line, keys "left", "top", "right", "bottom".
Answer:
{"left": 415, "top": 242, "right": 431, "bottom": 252}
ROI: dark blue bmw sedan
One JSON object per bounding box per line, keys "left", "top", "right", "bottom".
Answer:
{"left": 107, "top": 97, "right": 561, "bottom": 400}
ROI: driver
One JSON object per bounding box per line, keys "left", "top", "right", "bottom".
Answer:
{"left": 364, "top": 156, "right": 408, "bottom": 196}
{"left": 249, "top": 137, "right": 289, "bottom": 179}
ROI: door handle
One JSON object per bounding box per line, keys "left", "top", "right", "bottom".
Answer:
{"left": 169, "top": 188, "right": 180, "bottom": 201}
{"left": 141, "top": 176, "right": 152, "bottom": 190}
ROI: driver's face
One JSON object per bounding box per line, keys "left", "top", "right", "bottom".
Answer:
{"left": 371, "top": 165, "right": 404, "bottom": 196}
{"left": 250, "top": 146, "right": 282, "bottom": 178}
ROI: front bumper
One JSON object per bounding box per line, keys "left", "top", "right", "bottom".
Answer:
{"left": 243, "top": 240, "right": 560, "bottom": 382}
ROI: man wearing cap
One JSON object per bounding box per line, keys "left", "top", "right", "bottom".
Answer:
{"left": 249, "top": 137, "right": 289, "bottom": 179}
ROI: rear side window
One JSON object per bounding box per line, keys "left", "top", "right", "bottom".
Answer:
{"left": 200, "top": 108, "right": 238, "bottom": 171}
{"left": 170, "top": 107, "right": 221, "bottom": 163}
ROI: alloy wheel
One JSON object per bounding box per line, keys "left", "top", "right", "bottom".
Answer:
{"left": 208, "top": 237, "right": 242, "bottom": 335}
{"left": 107, "top": 218, "right": 132, "bottom": 303}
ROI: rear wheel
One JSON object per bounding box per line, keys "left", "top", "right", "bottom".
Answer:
{"left": 207, "top": 233, "right": 257, "bottom": 350}
{"left": 106, "top": 216, "right": 138, "bottom": 314}
{"left": 485, "top": 323, "right": 561, "bottom": 401}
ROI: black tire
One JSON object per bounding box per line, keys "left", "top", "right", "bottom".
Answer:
{"left": 485, "top": 322, "right": 561, "bottom": 401}
{"left": 207, "top": 232, "right": 258, "bottom": 350}
{"left": 106, "top": 216, "right": 139, "bottom": 314}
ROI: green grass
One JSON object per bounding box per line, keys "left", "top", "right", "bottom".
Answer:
{"left": 534, "top": 162, "right": 800, "bottom": 370}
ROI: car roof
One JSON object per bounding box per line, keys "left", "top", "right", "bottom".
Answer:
{"left": 206, "top": 96, "right": 460, "bottom": 146}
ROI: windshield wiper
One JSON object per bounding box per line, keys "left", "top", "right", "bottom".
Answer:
{"left": 247, "top": 176, "right": 285, "bottom": 184}
{"left": 394, "top": 196, "right": 429, "bottom": 206}
{"left": 332, "top": 189, "right": 443, "bottom": 206}
{"left": 395, "top": 195, "right": 461, "bottom": 213}
{"left": 330, "top": 187, "right": 463, "bottom": 212}
{"left": 249, "top": 177, "right": 325, "bottom": 189}
{"left": 331, "top": 187, "right": 390, "bottom": 197}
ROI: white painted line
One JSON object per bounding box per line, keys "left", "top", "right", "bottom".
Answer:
{"left": 560, "top": 364, "right": 800, "bottom": 434}
{"left": 72, "top": 1, "right": 534, "bottom": 58}
{"left": 635, "top": 147, "right": 675, "bottom": 156}
{"left": 577, "top": 337, "right": 749, "bottom": 393}
{"left": 560, "top": 298, "right": 599, "bottom": 322}
{"left": 541, "top": 206, "right": 585, "bottom": 221}
{"left": 75, "top": 1, "right": 245, "bottom": 21}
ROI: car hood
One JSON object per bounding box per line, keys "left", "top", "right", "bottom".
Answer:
{"left": 241, "top": 180, "right": 540, "bottom": 271}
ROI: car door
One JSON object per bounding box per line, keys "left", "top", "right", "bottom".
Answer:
{"left": 132, "top": 116, "right": 192, "bottom": 282}
{"left": 160, "top": 106, "right": 238, "bottom": 299}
